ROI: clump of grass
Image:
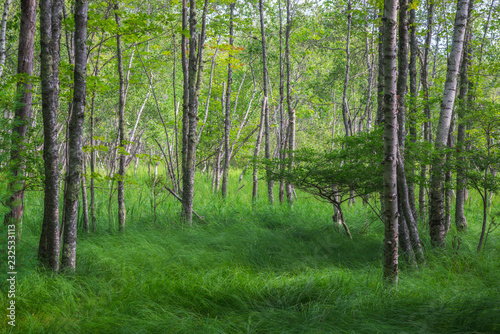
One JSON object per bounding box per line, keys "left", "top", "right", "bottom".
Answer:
{"left": 0, "top": 169, "right": 499, "bottom": 333}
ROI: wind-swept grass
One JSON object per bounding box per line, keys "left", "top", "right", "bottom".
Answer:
{"left": 0, "top": 169, "right": 499, "bottom": 333}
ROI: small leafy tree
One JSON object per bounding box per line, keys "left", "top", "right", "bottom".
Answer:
{"left": 460, "top": 100, "right": 500, "bottom": 251}
{"left": 266, "top": 128, "right": 384, "bottom": 238}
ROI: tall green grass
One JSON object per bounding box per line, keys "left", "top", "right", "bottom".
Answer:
{"left": 0, "top": 168, "right": 499, "bottom": 333}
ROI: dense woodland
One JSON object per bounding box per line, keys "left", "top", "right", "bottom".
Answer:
{"left": 1, "top": 0, "right": 500, "bottom": 332}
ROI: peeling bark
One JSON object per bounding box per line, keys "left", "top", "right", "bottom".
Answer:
{"left": 382, "top": 0, "right": 399, "bottom": 284}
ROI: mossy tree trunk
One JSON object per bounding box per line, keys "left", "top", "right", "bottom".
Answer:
{"left": 3, "top": 0, "right": 37, "bottom": 240}
{"left": 38, "top": 0, "right": 63, "bottom": 271}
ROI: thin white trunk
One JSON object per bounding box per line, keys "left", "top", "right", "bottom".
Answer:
{"left": 0, "top": 0, "right": 12, "bottom": 78}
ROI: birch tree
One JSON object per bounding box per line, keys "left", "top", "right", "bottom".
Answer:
{"left": 221, "top": 2, "right": 234, "bottom": 199}
{"left": 382, "top": 0, "right": 399, "bottom": 284}
{"left": 0, "top": 0, "right": 12, "bottom": 78}
{"left": 259, "top": 0, "right": 273, "bottom": 204}
{"left": 115, "top": 4, "right": 126, "bottom": 232}
{"left": 455, "top": 1, "right": 474, "bottom": 232}
{"left": 285, "top": 0, "right": 295, "bottom": 204}
{"left": 429, "top": 0, "right": 470, "bottom": 247}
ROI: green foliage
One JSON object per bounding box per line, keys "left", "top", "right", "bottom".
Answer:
{"left": 459, "top": 99, "right": 500, "bottom": 195}
{"left": 267, "top": 128, "right": 384, "bottom": 205}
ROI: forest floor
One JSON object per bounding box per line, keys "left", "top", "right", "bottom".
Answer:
{"left": 1, "top": 171, "right": 499, "bottom": 333}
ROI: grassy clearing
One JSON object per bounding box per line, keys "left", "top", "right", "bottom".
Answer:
{"left": 1, "top": 169, "right": 499, "bottom": 333}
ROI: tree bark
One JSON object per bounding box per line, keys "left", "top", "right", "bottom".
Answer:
{"left": 408, "top": 1, "right": 418, "bottom": 222}
{"left": 38, "top": 0, "right": 63, "bottom": 271}
{"left": 3, "top": 0, "right": 37, "bottom": 240}
{"left": 259, "top": 0, "right": 273, "bottom": 204}
{"left": 429, "top": 0, "right": 470, "bottom": 247}
{"left": 341, "top": 0, "right": 352, "bottom": 137}
{"left": 252, "top": 99, "right": 265, "bottom": 203}
{"left": 397, "top": 148, "right": 425, "bottom": 263}
{"left": 418, "top": 0, "right": 435, "bottom": 222}
{"left": 181, "top": 0, "right": 204, "bottom": 225}
{"left": 375, "top": 10, "right": 384, "bottom": 125}
{"left": 181, "top": 0, "right": 189, "bottom": 201}
{"left": 221, "top": 3, "right": 234, "bottom": 199}
{"left": 444, "top": 115, "right": 455, "bottom": 235}
{"left": 89, "top": 33, "right": 105, "bottom": 233}
{"left": 197, "top": 39, "right": 219, "bottom": 143}
{"left": 382, "top": 0, "right": 399, "bottom": 284}
{"left": 278, "top": 0, "right": 285, "bottom": 203}
{"left": 363, "top": 4, "right": 376, "bottom": 132}
{"left": 81, "top": 156, "right": 89, "bottom": 233}
{"left": 61, "top": 0, "right": 87, "bottom": 271}
{"left": 115, "top": 4, "right": 126, "bottom": 232}
{"left": 455, "top": 1, "right": 474, "bottom": 232}
{"left": 398, "top": 200, "right": 415, "bottom": 264}
{"left": 0, "top": 0, "right": 12, "bottom": 78}
{"left": 285, "top": 0, "right": 295, "bottom": 205}
{"left": 396, "top": 0, "right": 414, "bottom": 263}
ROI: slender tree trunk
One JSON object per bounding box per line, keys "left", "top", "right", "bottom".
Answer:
{"left": 455, "top": 1, "right": 473, "bottom": 232}
{"left": 376, "top": 10, "right": 384, "bottom": 125}
{"left": 0, "top": 0, "right": 12, "bottom": 78}
{"left": 38, "top": 0, "right": 63, "bottom": 271}
{"left": 397, "top": 148, "right": 425, "bottom": 262}
{"left": 277, "top": 0, "right": 285, "bottom": 203}
{"left": 81, "top": 155, "right": 89, "bottom": 233}
{"left": 363, "top": 5, "right": 376, "bottom": 132}
{"left": 213, "top": 143, "right": 222, "bottom": 192}
{"left": 172, "top": 30, "right": 181, "bottom": 193}
{"left": 90, "top": 89, "right": 96, "bottom": 232}
{"left": 115, "top": 4, "right": 126, "bottom": 232}
{"left": 181, "top": 0, "right": 189, "bottom": 202}
{"left": 181, "top": 0, "right": 204, "bottom": 225}
{"left": 341, "top": 0, "right": 352, "bottom": 137}
{"left": 444, "top": 115, "right": 455, "bottom": 235}
{"left": 382, "top": 0, "right": 399, "bottom": 284}
{"left": 221, "top": 3, "right": 234, "bottom": 199}
{"left": 197, "top": 40, "right": 219, "bottom": 143}
{"left": 418, "top": 0, "right": 435, "bottom": 222}
{"left": 429, "top": 0, "right": 470, "bottom": 247}
{"left": 422, "top": 0, "right": 434, "bottom": 144}
{"left": 285, "top": 0, "right": 295, "bottom": 204}
{"left": 396, "top": 0, "right": 414, "bottom": 263}
{"left": 89, "top": 34, "right": 105, "bottom": 233}
{"left": 477, "top": 133, "right": 491, "bottom": 252}
{"left": 408, "top": 1, "right": 418, "bottom": 222}
{"left": 259, "top": 0, "right": 273, "bottom": 204}
{"left": 398, "top": 200, "right": 415, "bottom": 264}
{"left": 61, "top": 0, "right": 87, "bottom": 271}
{"left": 477, "top": 187, "right": 488, "bottom": 252}
{"left": 252, "top": 100, "right": 265, "bottom": 203}
{"left": 3, "top": 0, "right": 37, "bottom": 240}
{"left": 59, "top": 2, "right": 75, "bottom": 232}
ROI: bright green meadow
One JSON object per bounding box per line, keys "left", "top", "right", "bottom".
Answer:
{"left": 1, "top": 169, "right": 499, "bottom": 333}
